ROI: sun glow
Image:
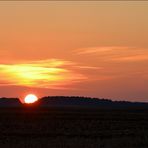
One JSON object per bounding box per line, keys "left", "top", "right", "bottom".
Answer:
{"left": 24, "top": 94, "right": 38, "bottom": 104}
{"left": 0, "top": 59, "right": 86, "bottom": 89}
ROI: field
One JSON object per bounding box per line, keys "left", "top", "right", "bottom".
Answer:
{"left": 0, "top": 107, "right": 148, "bottom": 148}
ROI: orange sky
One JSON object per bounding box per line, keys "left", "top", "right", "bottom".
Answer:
{"left": 0, "top": 1, "right": 148, "bottom": 102}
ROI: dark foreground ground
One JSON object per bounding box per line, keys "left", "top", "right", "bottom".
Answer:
{"left": 0, "top": 107, "right": 148, "bottom": 148}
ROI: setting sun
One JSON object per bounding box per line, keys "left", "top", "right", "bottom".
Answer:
{"left": 24, "top": 94, "right": 38, "bottom": 104}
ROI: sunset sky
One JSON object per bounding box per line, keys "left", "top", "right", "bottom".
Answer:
{"left": 0, "top": 1, "right": 148, "bottom": 102}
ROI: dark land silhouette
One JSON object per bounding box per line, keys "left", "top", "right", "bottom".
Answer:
{"left": 0, "top": 96, "right": 148, "bottom": 148}
{"left": 38, "top": 96, "right": 148, "bottom": 109}
{"left": 0, "top": 97, "right": 22, "bottom": 107}
{"left": 1, "top": 96, "right": 148, "bottom": 109}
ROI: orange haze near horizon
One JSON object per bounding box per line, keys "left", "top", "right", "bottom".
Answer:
{"left": 0, "top": 1, "right": 148, "bottom": 102}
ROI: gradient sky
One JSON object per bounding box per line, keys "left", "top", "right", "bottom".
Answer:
{"left": 0, "top": 1, "right": 148, "bottom": 102}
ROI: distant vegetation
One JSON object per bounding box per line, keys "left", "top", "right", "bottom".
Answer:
{"left": 0, "top": 97, "right": 22, "bottom": 107}
{"left": 0, "top": 96, "right": 148, "bottom": 109}
{"left": 39, "top": 96, "right": 148, "bottom": 109}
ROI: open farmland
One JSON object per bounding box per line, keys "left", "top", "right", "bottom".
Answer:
{"left": 0, "top": 107, "right": 148, "bottom": 148}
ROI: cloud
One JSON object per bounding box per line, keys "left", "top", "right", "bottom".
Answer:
{"left": 76, "top": 46, "right": 131, "bottom": 55}
{"left": 76, "top": 46, "right": 148, "bottom": 62}
{"left": 0, "top": 59, "right": 87, "bottom": 89}
{"left": 111, "top": 54, "right": 148, "bottom": 62}
{"left": 75, "top": 66, "right": 101, "bottom": 70}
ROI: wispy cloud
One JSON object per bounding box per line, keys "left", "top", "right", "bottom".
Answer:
{"left": 75, "top": 66, "right": 101, "bottom": 70}
{"left": 76, "top": 46, "right": 148, "bottom": 62}
{"left": 0, "top": 59, "right": 87, "bottom": 89}
{"left": 76, "top": 46, "right": 132, "bottom": 55}
{"left": 1, "top": 46, "right": 147, "bottom": 90}
{"left": 111, "top": 54, "right": 148, "bottom": 62}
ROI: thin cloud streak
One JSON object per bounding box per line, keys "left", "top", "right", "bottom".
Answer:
{"left": 76, "top": 46, "right": 148, "bottom": 62}
{"left": 76, "top": 46, "right": 130, "bottom": 54}
{"left": 111, "top": 54, "right": 148, "bottom": 62}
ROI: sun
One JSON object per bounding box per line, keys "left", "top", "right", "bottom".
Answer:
{"left": 24, "top": 94, "right": 38, "bottom": 104}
